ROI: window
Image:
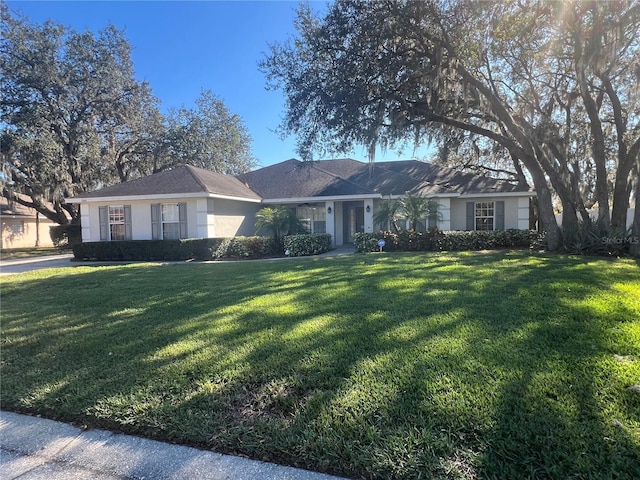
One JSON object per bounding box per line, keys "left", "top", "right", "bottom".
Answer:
{"left": 99, "top": 205, "right": 131, "bottom": 241}
{"left": 151, "top": 202, "right": 186, "bottom": 240}
{"left": 109, "top": 206, "right": 126, "bottom": 240}
{"left": 475, "top": 201, "right": 494, "bottom": 230}
{"left": 9, "top": 220, "right": 24, "bottom": 234}
{"left": 313, "top": 220, "right": 326, "bottom": 234}
{"left": 161, "top": 203, "right": 180, "bottom": 240}
{"left": 296, "top": 206, "right": 326, "bottom": 234}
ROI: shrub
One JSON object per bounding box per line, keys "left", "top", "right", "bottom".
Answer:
{"left": 353, "top": 232, "right": 381, "bottom": 253}
{"left": 355, "top": 229, "right": 538, "bottom": 253}
{"left": 214, "top": 236, "right": 276, "bottom": 259}
{"left": 435, "top": 229, "right": 536, "bottom": 251}
{"left": 560, "top": 223, "right": 632, "bottom": 256}
{"left": 50, "top": 224, "right": 82, "bottom": 246}
{"left": 243, "top": 235, "right": 277, "bottom": 258}
{"left": 181, "top": 238, "right": 223, "bottom": 260}
{"left": 73, "top": 238, "right": 222, "bottom": 261}
{"left": 283, "top": 233, "right": 332, "bottom": 256}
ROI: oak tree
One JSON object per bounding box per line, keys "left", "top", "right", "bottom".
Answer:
{"left": 262, "top": 0, "right": 640, "bottom": 251}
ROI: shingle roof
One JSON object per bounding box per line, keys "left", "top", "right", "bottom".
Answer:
{"left": 236, "top": 159, "right": 372, "bottom": 198}
{"left": 70, "top": 159, "right": 532, "bottom": 203}
{"left": 238, "top": 159, "right": 529, "bottom": 199}
{"left": 1, "top": 195, "right": 38, "bottom": 217}
{"left": 72, "top": 165, "right": 261, "bottom": 200}
{"left": 1, "top": 194, "right": 66, "bottom": 219}
{"left": 373, "top": 160, "right": 526, "bottom": 195}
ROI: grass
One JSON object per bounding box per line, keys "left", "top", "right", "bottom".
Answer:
{"left": 1, "top": 250, "right": 639, "bottom": 479}
{"left": 1, "top": 245, "right": 70, "bottom": 260}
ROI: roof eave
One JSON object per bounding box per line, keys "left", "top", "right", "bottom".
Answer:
{"left": 66, "top": 192, "right": 262, "bottom": 204}
{"left": 262, "top": 193, "right": 382, "bottom": 203}
{"left": 386, "top": 192, "right": 460, "bottom": 199}
{"left": 457, "top": 191, "right": 535, "bottom": 198}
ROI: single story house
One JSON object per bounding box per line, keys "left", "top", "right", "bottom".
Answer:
{"left": 1, "top": 195, "right": 60, "bottom": 249}
{"left": 67, "top": 158, "right": 535, "bottom": 246}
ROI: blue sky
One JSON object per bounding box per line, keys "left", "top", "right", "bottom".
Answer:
{"left": 6, "top": 0, "right": 432, "bottom": 167}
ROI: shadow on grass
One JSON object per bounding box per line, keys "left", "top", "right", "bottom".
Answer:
{"left": 1, "top": 251, "right": 639, "bottom": 479}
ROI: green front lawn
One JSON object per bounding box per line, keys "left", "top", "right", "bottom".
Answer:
{"left": 1, "top": 251, "right": 639, "bottom": 479}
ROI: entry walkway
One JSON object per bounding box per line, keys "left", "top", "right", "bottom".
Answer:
{"left": 0, "top": 411, "right": 347, "bottom": 480}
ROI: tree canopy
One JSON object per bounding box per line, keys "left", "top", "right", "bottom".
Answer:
{"left": 262, "top": 0, "right": 640, "bottom": 252}
{"left": 164, "top": 90, "right": 256, "bottom": 176}
{"left": 1, "top": 6, "right": 255, "bottom": 224}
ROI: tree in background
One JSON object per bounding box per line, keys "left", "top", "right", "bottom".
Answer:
{"left": 163, "top": 90, "right": 256, "bottom": 175}
{"left": 0, "top": 6, "right": 145, "bottom": 224}
{"left": 1, "top": 6, "right": 255, "bottom": 225}
{"left": 262, "top": 0, "right": 640, "bottom": 252}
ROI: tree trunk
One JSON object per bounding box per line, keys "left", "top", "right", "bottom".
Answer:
{"left": 558, "top": 195, "right": 580, "bottom": 231}
{"left": 630, "top": 177, "right": 640, "bottom": 257}
{"left": 3, "top": 191, "right": 71, "bottom": 225}
{"left": 528, "top": 162, "right": 561, "bottom": 251}
{"left": 573, "top": 20, "right": 611, "bottom": 229}
{"left": 601, "top": 75, "right": 633, "bottom": 232}
{"left": 611, "top": 171, "right": 631, "bottom": 232}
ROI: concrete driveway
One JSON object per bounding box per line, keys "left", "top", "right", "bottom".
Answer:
{"left": 0, "top": 254, "right": 77, "bottom": 275}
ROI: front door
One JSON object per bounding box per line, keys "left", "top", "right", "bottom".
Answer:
{"left": 344, "top": 202, "right": 365, "bottom": 243}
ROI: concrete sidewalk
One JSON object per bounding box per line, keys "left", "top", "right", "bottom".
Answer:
{"left": 0, "top": 411, "right": 347, "bottom": 480}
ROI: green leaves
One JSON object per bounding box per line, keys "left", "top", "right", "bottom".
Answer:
{"left": 262, "top": 0, "right": 640, "bottom": 254}
{"left": 1, "top": 10, "right": 255, "bottom": 224}
{"left": 1, "top": 9, "right": 151, "bottom": 223}
{"left": 255, "top": 206, "right": 308, "bottom": 245}
{"left": 283, "top": 233, "right": 332, "bottom": 256}
{"left": 164, "top": 90, "right": 256, "bottom": 175}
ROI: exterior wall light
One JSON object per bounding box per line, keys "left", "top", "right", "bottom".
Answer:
{"left": 366, "top": 205, "right": 371, "bottom": 213}
{"left": 327, "top": 206, "right": 332, "bottom": 214}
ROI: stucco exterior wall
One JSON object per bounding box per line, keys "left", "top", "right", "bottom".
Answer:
{"left": 1, "top": 217, "right": 57, "bottom": 248}
{"left": 333, "top": 201, "right": 344, "bottom": 245}
{"left": 211, "top": 198, "right": 261, "bottom": 237}
{"left": 79, "top": 197, "right": 259, "bottom": 242}
{"left": 81, "top": 201, "right": 157, "bottom": 242}
{"left": 75, "top": 194, "right": 533, "bottom": 244}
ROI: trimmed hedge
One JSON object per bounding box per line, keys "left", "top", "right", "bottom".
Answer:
{"left": 214, "top": 236, "right": 277, "bottom": 259}
{"left": 283, "top": 233, "right": 332, "bottom": 257}
{"left": 354, "top": 229, "right": 538, "bottom": 253}
{"left": 72, "top": 234, "right": 331, "bottom": 261}
{"left": 73, "top": 238, "right": 222, "bottom": 261}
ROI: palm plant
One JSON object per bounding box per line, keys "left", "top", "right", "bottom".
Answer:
{"left": 400, "top": 192, "right": 441, "bottom": 231}
{"left": 255, "top": 206, "right": 307, "bottom": 246}
{"left": 373, "top": 198, "right": 402, "bottom": 232}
